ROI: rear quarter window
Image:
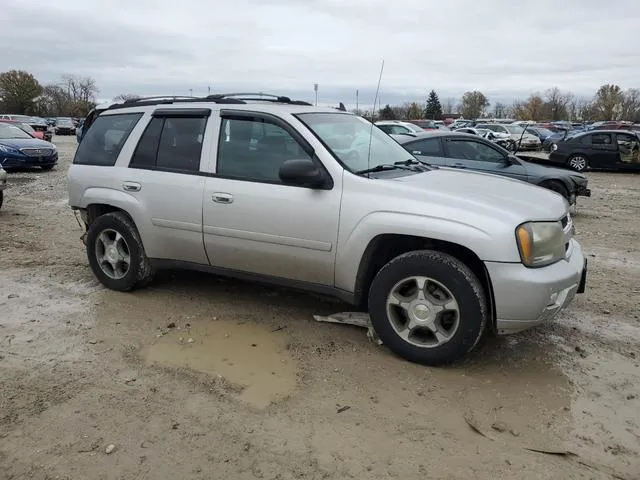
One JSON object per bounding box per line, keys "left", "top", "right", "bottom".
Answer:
{"left": 73, "top": 113, "right": 143, "bottom": 166}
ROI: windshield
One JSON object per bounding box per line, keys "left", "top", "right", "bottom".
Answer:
{"left": 505, "top": 125, "right": 525, "bottom": 134}
{"left": 18, "top": 123, "right": 35, "bottom": 133}
{"left": 296, "top": 113, "right": 417, "bottom": 173}
{"left": 0, "top": 123, "right": 33, "bottom": 139}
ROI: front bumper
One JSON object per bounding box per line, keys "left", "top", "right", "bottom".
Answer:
{"left": 1, "top": 152, "right": 58, "bottom": 168}
{"left": 485, "top": 239, "right": 586, "bottom": 334}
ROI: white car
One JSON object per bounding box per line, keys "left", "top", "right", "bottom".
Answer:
{"left": 475, "top": 123, "right": 541, "bottom": 150}
{"left": 67, "top": 93, "right": 586, "bottom": 366}
{"left": 375, "top": 120, "right": 426, "bottom": 136}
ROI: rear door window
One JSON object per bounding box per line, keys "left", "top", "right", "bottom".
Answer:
{"left": 405, "top": 137, "right": 444, "bottom": 157}
{"left": 73, "top": 113, "right": 142, "bottom": 166}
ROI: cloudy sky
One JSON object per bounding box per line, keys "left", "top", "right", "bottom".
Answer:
{"left": 3, "top": 0, "right": 639, "bottom": 108}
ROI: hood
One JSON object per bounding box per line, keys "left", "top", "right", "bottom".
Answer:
{"left": 520, "top": 160, "right": 587, "bottom": 185}
{"left": 388, "top": 167, "right": 568, "bottom": 222}
{"left": 0, "top": 137, "right": 54, "bottom": 150}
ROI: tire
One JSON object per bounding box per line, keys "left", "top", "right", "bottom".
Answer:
{"left": 40, "top": 165, "right": 54, "bottom": 171}
{"left": 567, "top": 154, "right": 589, "bottom": 172}
{"left": 86, "top": 212, "right": 154, "bottom": 291}
{"left": 368, "top": 250, "right": 487, "bottom": 366}
{"left": 0, "top": 191, "right": 3, "bottom": 210}
{"left": 540, "top": 180, "right": 569, "bottom": 202}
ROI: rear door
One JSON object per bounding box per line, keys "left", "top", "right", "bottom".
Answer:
{"left": 403, "top": 136, "right": 448, "bottom": 166}
{"left": 121, "top": 108, "right": 210, "bottom": 264}
{"left": 588, "top": 132, "right": 617, "bottom": 168}
{"left": 443, "top": 137, "right": 528, "bottom": 181}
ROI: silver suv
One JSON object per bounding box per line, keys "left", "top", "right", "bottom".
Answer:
{"left": 67, "top": 94, "right": 587, "bottom": 365}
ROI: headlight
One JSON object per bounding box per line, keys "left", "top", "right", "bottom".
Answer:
{"left": 515, "top": 221, "right": 565, "bottom": 267}
{"left": 551, "top": 143, "right": 558, "bottom": 151}
{"left": 0, "top": 144, "right": 19, "bottom": 154}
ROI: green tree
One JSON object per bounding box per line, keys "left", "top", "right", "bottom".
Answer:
{"left": 459, "top": 91, "right": 490, "bottom": 119}
{"left": 424, "top": 90, "right": 443, "bottom": 119}
{"left": 379, "top": 104, "right": 396, "bottom": 120}
{"left": 0, "top": 70, "right": 43, "bottom": 114}
{"left": 406, "top": 102, "right": 422, "bottom": 119}
{"left": 594, "top": 84, "right": 623, "bottom": 120}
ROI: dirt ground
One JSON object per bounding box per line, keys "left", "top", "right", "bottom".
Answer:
{"left": 1, "top": 136, "right": 639, "bottom": 480}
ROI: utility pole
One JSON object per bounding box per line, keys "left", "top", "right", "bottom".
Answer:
{"left": 314, "top": 83, "right": 318, "bottom": 106}
{"left": 356, "top": 89, "right": 359, "bottom": 115}
{"left": 189, "top": 88, "right": 193, "bottom": 97}
{"left": 207, "top": 86, "right": 211, "bottom": 95}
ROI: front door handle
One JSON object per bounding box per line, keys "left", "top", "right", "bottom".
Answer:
{"left": 212, "top": 193, "right": 233, "bottom": 204}
{"left": 122, "top": 181, "right": 141, "bottom": 192}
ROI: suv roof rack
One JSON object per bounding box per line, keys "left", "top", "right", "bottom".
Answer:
{"left": 107, "top": 92, "right": 313, "bottom": 111}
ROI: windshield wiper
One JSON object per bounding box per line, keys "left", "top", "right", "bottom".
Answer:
{"left": 395, "top": 158, "right": 432, "bottom": 168}
{"left": 355, "top": 163, "right": 419, "bottom": 175}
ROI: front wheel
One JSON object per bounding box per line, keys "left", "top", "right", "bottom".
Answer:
{"left": 368, "top": 250, "right": 488, "bottom": 366}
{"left": 567, "top": 154, "right": 588, "bottom": 172}
{"left": 86, "top": 212, "right": 154, "bottom": 291}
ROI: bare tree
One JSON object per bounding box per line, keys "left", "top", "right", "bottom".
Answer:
{"left": 113, "top": 93, "right": 142, "bottom": 102}
{"left": 620, "top": 88, "right": 640, "bottom": 122}
{"left": 544, "top": 87, "right": 573, "bottom": 121}
{"left": 442, "top": 97, "right": 456, "bottom": 115}
{"left": 493, "top": 102, "right": 507, "bottom": 118}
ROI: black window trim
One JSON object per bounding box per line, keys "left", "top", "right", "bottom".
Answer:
{"left": 128, "top": 113, "right": 209, "bottom": 175}
{"left": 73, "top": 112, "right": 143, "bottom": 166}
{"left": 152, "top": 108, "right": 212, "bottom": 118}
{"left": 213, "top": 110, "right": 334, "bottom": 190}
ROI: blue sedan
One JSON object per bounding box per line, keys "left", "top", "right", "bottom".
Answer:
{"left": 0, "top": 122, "right": 58, "bottom": 170}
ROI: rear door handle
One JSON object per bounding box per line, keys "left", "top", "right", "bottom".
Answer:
{"left": 122, "top": 181, "right": 141, "bottom": 192}
{"left": 212, "top": 193, "right": 233, "bottom": 204}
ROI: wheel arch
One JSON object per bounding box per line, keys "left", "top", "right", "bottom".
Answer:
{"left": 352, "top": 233, "right": 496, "bottom": 333}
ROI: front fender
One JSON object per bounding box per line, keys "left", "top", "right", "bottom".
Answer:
{"left": 335, "top": 211, "right": 518, "bottom": 293}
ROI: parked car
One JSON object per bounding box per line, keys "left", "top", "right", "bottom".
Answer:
{"left": 375, "top": 120, "right": 428, "bottom": 136}
{"left": 0, "top": 122, "right": 58, "bottom": 170}
{"left": 452, "top": 127, "right": 517, "bottom": 152}
{"left": 408, "top": 119, "right": 438, "bottom": 130}
{"left": 67, "top": 93, "right": 587, "bottom": 366}
{"left": 0, "top": 119, "right": 43, "bottom": 140}
{"left": 475, "top": 123, "right": 541, "bottom": 151}
{"left": 524, "top": 126, "right": 554, "bottom": 143}
{"left": 549, "top": 130, "right": 640, "bottom": 172}
{"left": 0, "top": 115, "right": 53, "bottom": 141}
{"left": 0, "top": 165, "right": 6, "bottom": 209}
{"left": 395, "top": 131, "right": 590, "bottom": 204}
{"left": 54, "top": 117, "right": 76, "bottom": 135}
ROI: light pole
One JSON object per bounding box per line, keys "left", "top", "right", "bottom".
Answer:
{"left": 356, "top": 89, "right": 359, "bottom": 115}
{"left": 314, "top": 83, "right": 318, "bottom": 106}
{"left": 189, "top": 88, "right": 193, "bottom": 97}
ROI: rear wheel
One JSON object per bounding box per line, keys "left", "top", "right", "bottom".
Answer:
{"left": 86, "top": 212, "right": 154, "bottom": 291}
{"left": 368, "top": 250, "right": 487, "bottom": 366}
{"left": 567, "top": 154, "right": 588, "bottom": 172}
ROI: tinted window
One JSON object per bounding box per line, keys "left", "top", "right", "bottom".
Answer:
{"left": 592, "top": 133, "right": 612, "bottom": 145}
{"left": 406, "top": 138, "right": 443, "bottom": 157}
{"left": 217, "top": 117, "right": 312, "bottom": 182}
{"left": 156, "top": 117, "right": 206, "bottom": 171}
{"left": 447, "top": 139, "right": 505, "bottom": 162}
{"left": 130, "top": 117, "right": 163, "bottom": 167}
{"left": 73, "top": 113, "right": 142, "bottom": 166}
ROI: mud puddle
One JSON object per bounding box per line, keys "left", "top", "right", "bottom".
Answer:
{"left": 144, "top": 318, "right": 297, "bottom": 409}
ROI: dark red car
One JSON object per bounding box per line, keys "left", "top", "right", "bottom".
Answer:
{"left": 0, "top": 119, "right": 45, "bottom": 140}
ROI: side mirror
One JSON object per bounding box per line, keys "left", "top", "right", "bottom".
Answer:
{"left": 279, "top": 158, "right": 329, "bottom": 189}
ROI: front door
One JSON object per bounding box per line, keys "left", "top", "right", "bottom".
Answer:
{"left": 615, "top": 132, "right": 640, "bottom": 168}
{"left": 443, "top": 137, "right": 528, "bottom": 181}
{"left": 202, "top": 111, "right": 341, "bottom": 286}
